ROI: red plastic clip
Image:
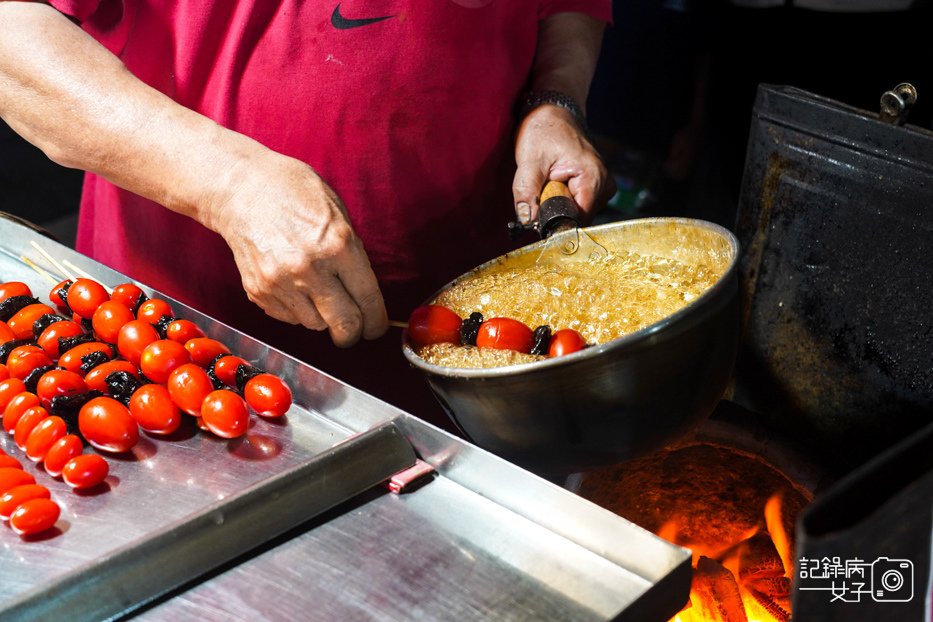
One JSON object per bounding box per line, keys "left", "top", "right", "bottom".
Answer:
{"left": 387, "top": 459, "right": 435, "bottom": 494}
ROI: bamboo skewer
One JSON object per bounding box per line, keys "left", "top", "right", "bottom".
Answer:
{"left": 388, "top": 320, "right": 408, "bottom": 329}
{"left": 62, "top": 259, "right": 113, "bottom": 294}
{"left": 20, "top": 255, "right": 59, "bottom": 285}
{"left": 29, "top": 239, "right": 74, "bottom": 282}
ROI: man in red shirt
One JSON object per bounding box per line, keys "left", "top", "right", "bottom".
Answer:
{"left": 0, "top": 0, "right": 612, "bottom": 426}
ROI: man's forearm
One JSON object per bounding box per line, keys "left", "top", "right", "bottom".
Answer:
{"left": 530, "top": 12, "right": 606, "bottom": 109}
{"left": 0, "top": 1, "right": 258, "bottom": 230}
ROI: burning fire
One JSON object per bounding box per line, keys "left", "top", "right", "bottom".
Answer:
{"left": 664, "top": 493, "right": 794, "bottom": 622}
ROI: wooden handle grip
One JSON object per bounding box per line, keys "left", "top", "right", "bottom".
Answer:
{"left": 540, "top": 180, "right": 573, "bottom": 204}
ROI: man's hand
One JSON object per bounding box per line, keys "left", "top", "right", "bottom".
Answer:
{"left": 208, "top": 152, "right": 388, "bottom": 348}
{"left": 513, "top": 105, "right": 612, "bottom": 224}
{"left": 512, "top": 11, "right": 613, "bottom": 225}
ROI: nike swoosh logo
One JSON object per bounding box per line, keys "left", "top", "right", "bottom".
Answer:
{"left": 331, "top": 4, "right": 394, "bottom": 29}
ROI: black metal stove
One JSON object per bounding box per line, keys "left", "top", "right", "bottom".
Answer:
{"left": 732, "top": 83, "right": 933, "bottom": 622}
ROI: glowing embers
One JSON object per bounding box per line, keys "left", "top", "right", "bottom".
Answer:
{"left": 578, "top": 443, "right": 811, "bottom": 622}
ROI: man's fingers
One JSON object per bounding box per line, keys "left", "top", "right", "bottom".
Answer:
{"left": 337, "top": 249, "right": 388, "bottom": 341}
{"left": 513, "top": 165, "right": 548, "bottom": 224}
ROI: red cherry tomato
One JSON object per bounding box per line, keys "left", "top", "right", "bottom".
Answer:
{"left": 166, "top": 363, "right": 214, "bottom": 416}
{"left": 37, "top": 319, "right": 85, "bottom": 359}
{"left": 165, "top": 319, "right": 205, "bottom": 343}
{"left": 0, "top": 484, "right": 51, "bottom": 520}
{"left": 36, "top": 369, "right": 88, "bottom": 409}
{"left": 0, "top": 281, "right": 32, "bottom": 302}
{"left": 0, "top": 454, "right": 22, "bottom": 469}
{"left": 5, "top": 345, "right": 53, "bottom": 380}
{"left": 139, "top": 339, "right": 191, "bottom": 384}
{"left": 10, "top": 498, "right": 60, "bottom": 536}
{"left": 184, "top": 337, "right": 231, "bottom": 367}
{"left": 2, "top": 390, "right": 39, "bottom": 433}
{"left": 58, "top": 341, "right": 113, "bottom": 376}
{"left": 7, "top": 303, "right": 56, "bottom": 340}
{"left": 0, "top": 466, "right": 35, "bottom": 494}
{"left": 25, "top": 415, "right": 67, "bottom": 462}
{"left": 0, "top": 320, "right": 14, "bottom": 344}
{"left": 548, "top": 329, "right": 587, "bottom": 357}
{"left": 84, "top": 360, "right": 140, "bottom": 393}
{"left": 407, "top": 305, "right": 462, "bottom": 347}
{"left": 78, "top": 396, "right": 139, "bottom": 453}
{"left": 43, "top": 434, "right": 84, "bottom": 478}
{"left": 0, "top": 378, "right": 27, "bottom": 414}
{"left": 48, "top": 278, "right": 73, "bottom": 312}
{"left": 117, "top": 320, "right": 160, "bottom": 367}
{"left": 91, "top": 300, "right": 135, "bottom": 344}
{"left": 14, "top": 406, "right": 49, "bottom": 449}
{"left": 62, "top": 453, "right": 109, "bottom": 489}
{"left": 244, "top": 373, "right": 292, "bottom": 418}
{"left": 475, "top": 317, "right": 534, "bottom": 353}
{"left": 66, "top": 278, "right": 111, "bottom": 318}
{"left": 0, "top": 363, "right": 8, "bottom": 382}
{"left": 212, "top": 355, "right": 247, "bottom": 387}
{"left": 110, "top": 282, "right": 145, "bottom": 311}
{"left": 200, "top": 390, "right": 250, "bottom": 438}
{"left": 136, "top": 298, "right": 174, "bottom": 325}
{"left": 128, "top": 384, "right": 182, "bottom": 435}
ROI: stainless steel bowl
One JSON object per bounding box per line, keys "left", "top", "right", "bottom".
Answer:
{"left": 403, "top": 218, "right": 740, "bottom": 475}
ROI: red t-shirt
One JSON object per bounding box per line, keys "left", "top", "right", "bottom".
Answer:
{"left": 49, "top": 0, "right": 611, "bottom": 426}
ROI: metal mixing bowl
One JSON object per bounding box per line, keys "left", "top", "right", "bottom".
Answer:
{"left": 402, "top": 218, "right": 740, "bottom": 475}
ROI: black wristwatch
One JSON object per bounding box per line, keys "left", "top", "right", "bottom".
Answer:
{"left": 519, "top": 89, "right": 587, "bottom": 131}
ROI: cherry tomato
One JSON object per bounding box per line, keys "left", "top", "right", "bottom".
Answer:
{"left": 111, "top": 282, "right": 146, "bottom": 311}
{"left": 43, "top": 434, "right": 83, "bottom": 478}
{"left": 0, "top": 454, "right": 22, "bottom": 469}
{"left": 548, "top": 329, "right": 587, "bottom": 357}
{"left": 62, "top": 454, "right": 109, "bottom": 489}
{"left": 91, "top": 300, "right": 135, "bottom": 344}
{"left": 128, "top": 384, "right": 182, "bottom": 435}
{"left": 0, "top": 281, "right": 32, "bottom": 302}
{"left": 0, "top": 363, "right": 7, "bottom": 382}
{"left": 58, "top": 341, "right": 113, "bottom": 376}
{"left": 0, "top": 320, "right": 14, "bottom": 344}
{"left": 244, "top": 373, "right": 292, "bottom": 418}
{"left": 66, "top": 278, "right": 111, "bottom": 319}
{"left": 2, "top": 390, "right": 38, "bottom": 433}
{"left": 165, "top": 319, "right": 205, "bottom": 343}
{"left": 475, "top": 317, "right": 534, "bottom": 353}
{"left": 136, "top": 298, "right": 174, "bottom": 325}
{"left": 14, "top": 406, "right": 49, "bottom": 449}
{"left": 117, "top": 320, "right": 160, "bottom": 367}
{"left": 166, "top": 363, "right": 214, "bottom": 416}
{"left": 0, "top": 484, "right": 51, "bottom": 520}
{"left": 213, "top": 355, "right": 247, "bottom": 387}
{"left": 84, "top": 360, "right": 139, "bottom": 393}
{"left": 78, "top": 396, "right": 139, "bottom": 453}
{"left": 184, "top": 337, "right": 230, "bottom": 367}
{"left": 139, "top": 339, "right": 190, "bottom": 384}
{"left": 10, "top": 498, "right": 60, "bottom": 536}
{"left": 49, "top": 278, "right": 73, "bottom": 312}
{"left": 407, "top": 305, "right": 462, "bottom": 347}
{"left": 0, "top": 466, "right": 35, "bottom": 494}
{"left": 7, "top": 303, "right": 56, "bottom": 340}
{"left": 37, "top": 319, "right": 85, "bottom": 359}
{"left": 200, "top": 390, "right": 250, "bottom": 438}
{"left": 5, "top": 345, "right": 53, "bottom": 380}
{"left": 36, "top": 369, "right": 88, "bottom": 409}
{"left": 0, "top": 378, "right": 27, "bottom": 414}
{"left": 25, "top": 415, "right": 67, "bottom": 462}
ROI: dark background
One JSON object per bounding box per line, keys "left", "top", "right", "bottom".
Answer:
{"left": 2, "top": 3, "right": 932, "bottom": 246}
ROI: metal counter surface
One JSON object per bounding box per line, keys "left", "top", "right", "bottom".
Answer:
{"left": 0, "top": 216, "right": 692, "bottom": 621}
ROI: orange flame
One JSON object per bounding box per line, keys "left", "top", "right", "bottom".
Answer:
{"left": 764, "top": 493, "right": 793, "bottom": 578}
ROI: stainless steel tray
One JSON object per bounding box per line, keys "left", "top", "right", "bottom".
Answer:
{"left": 0, "top": 214, "right": 691, "bottom": 621}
